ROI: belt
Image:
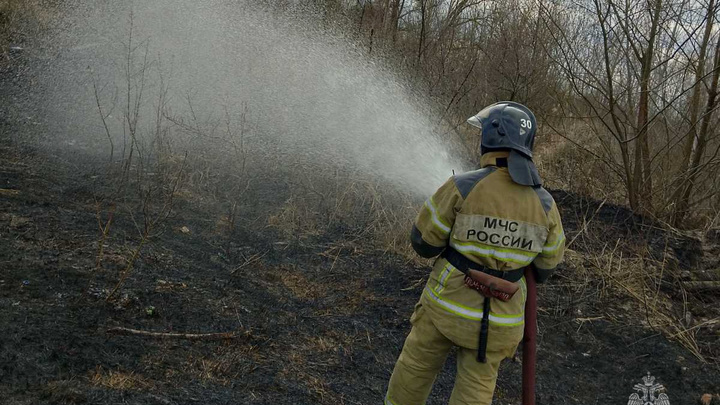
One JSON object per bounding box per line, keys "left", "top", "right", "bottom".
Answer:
{"left": 441, "top": 247, "right": 525, "bottom": 282}
{"left": 441, "top": 246, "right": 524, "bottom": 363}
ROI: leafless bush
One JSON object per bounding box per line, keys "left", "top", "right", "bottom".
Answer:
{"left": 91, "top": 12, "right": 189, "bottom": 302}
{"left": 538, "top": 132, "right": 626, "bottom": 204}
{"left": 165, "top": 99, "right": 251, "bottom": 249}
{"left": 308, "top": 0, "right": 720, "bottom": 230}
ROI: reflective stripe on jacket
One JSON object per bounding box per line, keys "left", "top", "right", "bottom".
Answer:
{"left": 412, "top": 151, "right": 565, "bottom": 346}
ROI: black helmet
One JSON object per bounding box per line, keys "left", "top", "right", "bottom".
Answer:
{"left": 467, "top": 101, "right": 542, "bottom": 186}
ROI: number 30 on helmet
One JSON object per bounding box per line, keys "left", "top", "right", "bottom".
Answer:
{"left": 467, "top": 101, "right": 542, "bottom": 187}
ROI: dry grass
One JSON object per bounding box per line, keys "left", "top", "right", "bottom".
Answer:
{"left": 192, "top": 358, "right": 233, "bottom": 385}
{"left": 304, "top": 335, "right": 342, "bottom": 353}
{"left": 267, "top": 173, "right": 421, "bottom": 263}
{"left": 559, "top": 245, "right": 707, "bottom": 361}
{"left": 279, "top": 271, "right": 325, "bottom": 300}
{"left": 267, "top": 264, "right": 381, "bottom": 316}
{"left": 137, "top": 342, "right": 265, "bottom": 388}
{"left": 267, "top": 195, "right": 323, "bottom": 238}
{"left": 303, "top": 375, "right": 334, "bottom": 402}
{"left": 90, "top": 366, "right": 153, "bottom": 391}
{"left": 277, "top": 329, "right": 377, "bottom": 403}
{"left": 280, "top": 343, "right": 341, "bottom": 403}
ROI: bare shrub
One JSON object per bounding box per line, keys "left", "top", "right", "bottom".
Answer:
{"left": 311, "top": 0, "right": 720, "bottom": 230}
{"left": 539, "top": 135, "right": 625, "bottom": 204}
{"left": 166, "top": 101, "right": 251, "bottom": 241}
{"left": 91, "top": 12, "right": 190, "bottom": 301}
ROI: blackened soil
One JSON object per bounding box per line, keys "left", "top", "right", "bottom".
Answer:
{"left": 2, "top": 57, "right": 719, "bottom": 405}
{"left": 2, "top": 143, "right": 719, "bottom": 405}
{"left": 550, "top": 189, "right": 703, "bottom": 269}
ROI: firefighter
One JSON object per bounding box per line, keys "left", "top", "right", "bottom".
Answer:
{"left": 385, "top": 101, "right": 565, "bottom": 405}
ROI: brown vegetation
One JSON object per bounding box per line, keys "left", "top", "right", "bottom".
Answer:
{"left": 1, "top": 1, "right": 719, "bottom": 404}
{"left": 308, "top": 0, "right": 720, "bottom": 229}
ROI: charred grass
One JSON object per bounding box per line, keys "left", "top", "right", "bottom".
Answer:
{"left": 1, "top": 48, "right": 719, "bottom": 404}
{"left": 1, "top": 138, "right": 718, "bottom": 405}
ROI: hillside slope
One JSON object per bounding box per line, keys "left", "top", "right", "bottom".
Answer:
{"left": 1, "top": 43, "right": 719, "bottom": 405}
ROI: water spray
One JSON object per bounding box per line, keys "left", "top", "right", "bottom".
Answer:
{"left": 39, "top": 0, "right": 463, "bottom": 197}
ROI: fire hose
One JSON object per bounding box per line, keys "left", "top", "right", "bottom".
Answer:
{"left": 454, "top": 252, "right": 539, "bottom": 404}
{"left": 522, "top": 266, "right": 537, "bottom": 405}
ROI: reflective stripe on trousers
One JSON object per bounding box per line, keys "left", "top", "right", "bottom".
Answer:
{"left": 423, "top": 286, "right": 524, "bottom": 327}
{"left": 384, "top": 303, "right": 518, "bottom": 405}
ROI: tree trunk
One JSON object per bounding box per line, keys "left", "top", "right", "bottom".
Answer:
{"left": 595, "top": 0, "right": 638, "bottom": 210}
{"left": 632, "top": 0, "right": 662, "bottom": 213}
{"left": 417, "top": 0, "right": 427, "bottom": 67}
{"left": 674, "top": 31, "right": 720, "bottom": 225}
{"left": 682, "top": 0, "right": 715, "bottom": 169}
{"left": 672, "top": 0, "right": 716, "bottom": 224}
{"left": 386, "top": 0, "right": 402, "bottom": 42}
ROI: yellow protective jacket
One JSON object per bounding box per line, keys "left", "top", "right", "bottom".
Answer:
{"left": 411, "top": 151, "right": 565, "bottom": 348}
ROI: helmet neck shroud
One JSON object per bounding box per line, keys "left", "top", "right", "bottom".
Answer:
{"left": 480, "top": 146, "right": 510, "bottom": 156}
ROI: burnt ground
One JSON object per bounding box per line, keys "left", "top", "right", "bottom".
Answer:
{"left": 2, "top": 53, "right": 720, "bottom": 405}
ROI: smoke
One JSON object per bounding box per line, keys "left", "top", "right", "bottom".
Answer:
{"left": 38, "top": 0, "right": 464, "bottom": 196}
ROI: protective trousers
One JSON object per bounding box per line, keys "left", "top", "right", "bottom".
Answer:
{"left": 384, "top": 304, "right": 518, "bottom": 405}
